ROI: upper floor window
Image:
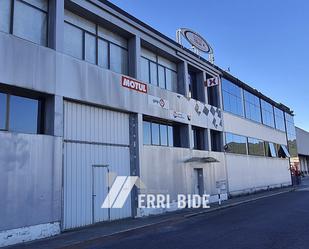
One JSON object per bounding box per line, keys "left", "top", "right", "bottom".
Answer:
{"left": 274, "top": 107, "right": 286, "bottom": 132}
{"left": 188, "top": 68, "right": 204, "bottom": 102}
{"left": 210, "top": 130, "right": 223, "bottom": 152}
{"left": 244, "top": 90, "right": 261, "bottom": 123}
{"left": 285, "top": 113, "right": 298, "bottom": 157}
{"left": 63, "top": 10, "right": 128, "bottom": 75}
{"left": 0, "top": 91, "right": 43, "bottom": 134}
{"left": 141, "top": 48, "right": 177, "bottom": 92}
{"left": 222, "top": 78, "right": 244, "bottom": 117}
{"left": 225, "top": 132, "right": 247, "bottom": 155}
{"left": 0, "top": 0, "right": 48, "bottom": 46}
{"left": 261, "top": 100, "right": 275, "bottom": 128}
{"left": 192, "top": 126, "right": 208, "bottom": 151}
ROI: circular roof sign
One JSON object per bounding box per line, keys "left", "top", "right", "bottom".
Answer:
{"left": 181, "top": 28, "right": 211, "bottom": 53}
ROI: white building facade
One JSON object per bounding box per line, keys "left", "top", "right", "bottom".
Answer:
{"left": 0, "top": 0, "right": 297, "bottom": 246}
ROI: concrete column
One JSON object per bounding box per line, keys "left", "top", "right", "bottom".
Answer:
{"left": 189, "top": 124, "right": 194, "bottom": 149}
{"left": 54, "top": 95, "right": 64, "bottom": 137}
{"left": 203, "top": 72, "right": 209, "bottom": 104}
{"left": 128, "top": 35, "right": 141, "bottom": 79}
{"left": 44, "top": 95, "right": 63, "bottom": 137}
{"left": 130, "top": 113, "right": 143, "bottom": 217}
{"left": 48, "top": 0, "right": 64, "bottom": 52}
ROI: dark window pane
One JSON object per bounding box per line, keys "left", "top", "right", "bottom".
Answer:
{"left": 13, "top": 1, "right": 47, "bottom": 46}
{"left": 265, "top": 142, "right": 277, "bottom": 157}
{"left": 160, "top": 124, "right": 168, "bottom": 146}
{"left": 0, "top": 0, "right": 11, "bottom": 33}
{"left": 9, "top": 95, "right": 38, "bottom": 134}
{"left": 281, "top": 145, "right": 291, "bottom": 158}
{"left": 168, "top": 125, "right": 173, "bottom": 147}
{"left": 211, "top": 130, "right": 223, "bottom": 152}
{"left": 85, "top": 33, "right": 96, "bottom": 64}
{"left": 0, "top": 93, "right": 6, "bottom": 129}
{"left": 98, "top": 39, "right": 109, "bottom": 69}
{"left": 192, "top": 126, "right": 206, "bottom": 150}
{"left": 64, "top": 22, "right": 83, "bottom": 59}
{"left": 151, "top": 123, "right": 160, "bottom": 145}
{"left": 143, "top": 121, "right": 151, "bottom": 145}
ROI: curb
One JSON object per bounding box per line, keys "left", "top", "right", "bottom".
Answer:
{"left": 184, "top": 187, "right": 296, "bottom": 218}
{"left": 61, "top": 187, "right": 295, "bottom": 248}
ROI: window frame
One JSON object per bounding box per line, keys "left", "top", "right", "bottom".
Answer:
{"left": 140, "top": 55, "right": 177, "bottom": 92}
{"left": 0, "top": 91, "right": 44, "bottom": 134}
{"left": 63, "top": 13, "right": 129, "bottom": 75}
{"left": 261, "top": 99, "right": 275, "bottom": 128}
{"left": 143, "top": 120, "right": 174, "bottom": 147}
{"left": 244, "top": 90, "right": 262, "bottom": 123}
{"left": 1, "top": 0, "right": 50, "bottom": 47}
{"left": 221, "top": 78, "right": 244, "bottom": 117}
{"left": 225, "top": 132, "right": 248, "bottom": 155}
{"left": 247, "top": 137, "right": 265, "bottom": 157}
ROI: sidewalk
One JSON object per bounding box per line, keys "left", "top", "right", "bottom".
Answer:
{"left": 7, "top": 186, "right": 295, "bottom": 249}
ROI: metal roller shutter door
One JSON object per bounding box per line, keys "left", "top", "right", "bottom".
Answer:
{"left": 63, "top": 101, "right": 131, "bottom": 230}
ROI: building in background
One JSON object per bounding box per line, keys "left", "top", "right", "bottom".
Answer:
{"left": 296, "top": 127, "right": 309, "bottom": 176}
{"left": 0, "top": 0, "right": 297, "bottom": 246}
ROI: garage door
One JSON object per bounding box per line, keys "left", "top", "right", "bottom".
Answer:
{"left": 63, "top": 101, "right": 131, "bottom": 230}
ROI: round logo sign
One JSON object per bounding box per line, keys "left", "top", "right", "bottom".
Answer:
{"left": 181, "top": 28, "right": 210, "bottom": 53}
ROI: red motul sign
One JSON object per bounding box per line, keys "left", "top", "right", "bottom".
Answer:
{"left": 121, "top": 76, "right": 148, "bottom": 93}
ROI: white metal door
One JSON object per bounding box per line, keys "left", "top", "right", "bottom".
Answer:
{"left": 63, "top": 101, "right": 131, "bottom": 230}
{"left": 194, "top": 169, "right": 204, "bottom": 196}
{"left": 92, "top": 166, "right": 109, "bottom": 223}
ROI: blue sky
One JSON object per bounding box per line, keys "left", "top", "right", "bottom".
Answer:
{"left": 110, "top": 0, "right": 309, "bottom": 130}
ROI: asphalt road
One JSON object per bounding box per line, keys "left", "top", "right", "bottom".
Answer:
{"left": 73, "top": 183, "right": 309, "bottom": 249}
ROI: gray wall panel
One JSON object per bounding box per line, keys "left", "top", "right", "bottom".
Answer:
{"left": 0, "top": 132, "right": 62, "bottom": 231}
{"left": 296, "top": 127, "right": 309, "bottom": 156}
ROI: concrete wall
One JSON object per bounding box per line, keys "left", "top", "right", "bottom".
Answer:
{"left": 139, "top": 146, "right": 227, "bottom": 215}
{"left": 296, "top": 127, "right": 309, "bottom": 156}
{"left": 223, "top": 112, "right": 287, "bottom": 145}
{"left": 0, "top": 132, "right": 62, "bottom": 231}
{"left": 0, "top": 32, "right": 222, "bottom": 132}
{"left": 226, "top": 154, "right": 291, "bottom": 195}
{"left": 0, "top": 132, "right": 62, "bottom": 246}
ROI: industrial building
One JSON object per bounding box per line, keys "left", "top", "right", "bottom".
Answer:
{"left": 0, "top": 0, "right": 298, "bottom": 246}
{"left": 296, "top": 127, "right": 309, "bottom": 176}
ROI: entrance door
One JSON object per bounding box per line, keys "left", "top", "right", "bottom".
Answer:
{"left": 92, "top": 166, "right": 109, "bottom": 223}
{"left": 194, "top": 169, "right": 204, "bottom": 196}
